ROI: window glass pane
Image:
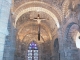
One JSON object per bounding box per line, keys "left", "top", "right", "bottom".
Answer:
{"left": 28, "top": 47, "right": 31, "bottom": 49}
{"left": 34, "top": 53, "right": 38, "bottom": 56}
{"left": 34, "top": 57, "right": 38, "bottom": 60}
{"left": 28, "top": 42, "right": 38, "bottom": 50}
{"left": 28, "top": 57, "right": 32, "bottom": 60}
{"left": 34, "top": 57, "right": 38, "bottom": 59}
{"left": 34, "top": 47, "right": 38, "bottom": 49}
{"left": 28, "top": 57, "right": 32, "bottom": 58}
{"left": 28, "top": 50, "right": 32, "bottom": 52}
{"left": 28, "top": 59, "right": 32, "bottom": 60}
{"left": 33, "top": 50, "right": 38, "bottom": 52}
{"left": 28, "top": 57, "right": 32, "bottom": 59}
{"left": 28, "top": 42, "right": 38, "bottom": 60}
{"left": 28, "top": 53, "right": 32, "bottom": 56}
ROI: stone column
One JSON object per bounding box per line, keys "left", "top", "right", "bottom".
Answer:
{"left": 58, "top": 27, "right": 65, "bottom": 60}
{"left": 0, "top": 0, "right": 11, "bottom": 60}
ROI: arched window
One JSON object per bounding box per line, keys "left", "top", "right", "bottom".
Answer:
{"left": 28, "top": 41, "right": 38, "bottom": 60}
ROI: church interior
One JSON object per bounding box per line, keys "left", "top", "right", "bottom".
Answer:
{"left": 0, "top": 0, "right": 80, "bottom": 60}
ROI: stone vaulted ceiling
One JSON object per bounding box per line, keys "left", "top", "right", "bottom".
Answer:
{"left": 16, "top": 11, "right": 57, "bottom": 42}
{"left": 11, "top": 0, "right": 80, "bottom": 43}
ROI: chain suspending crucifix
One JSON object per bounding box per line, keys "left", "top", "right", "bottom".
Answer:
{"left": 33, "top": 14, "right": 46, "bottom": 41}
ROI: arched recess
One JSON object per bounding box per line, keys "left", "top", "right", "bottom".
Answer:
{"left": 65, "top": 22, "right": 79, "bottom": 47}
{"left": 64, "top": 22, "right": 79, "bottom": 60}
{"left": 12, "top": 1, "right": 62, "bottom": 28}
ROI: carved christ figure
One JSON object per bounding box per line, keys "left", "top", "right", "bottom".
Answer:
{"left": 33, "top": 14, "right": 46, "bottom": 41}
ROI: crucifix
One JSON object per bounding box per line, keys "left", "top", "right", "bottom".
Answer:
{"left": 33, "top": 14, "right": 46, "bottom": 41}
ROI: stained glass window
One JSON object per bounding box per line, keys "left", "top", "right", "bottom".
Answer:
{"left": 28, "top": 41, "right": 38, "bottom": 60}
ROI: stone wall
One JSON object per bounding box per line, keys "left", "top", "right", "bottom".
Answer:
{"left": 0, "top": 0, "right": 11, "bottom": 60}
{"left": 3, "top": 19, "right": 16, "bottom": 60}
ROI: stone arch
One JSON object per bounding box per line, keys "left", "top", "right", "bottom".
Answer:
{"left": 65, "top": 22, "right": 77, "bottom": 39}
{"left": 64, "top": 22, "right": 79, "bottom": 60}
{"left": 65, "top": 22, "right": 79, "bottom": 47}
{"left": 62, "top": 0, "right": 70, "bottom": 17}
{"left": 69, "top": 24, "right": 79, "bottom": 42}
{"left": 67, "top": 24, "right": 79, "bottom": 50}
{"left": 12, "top": 1, "right": 62, "bottom": 28}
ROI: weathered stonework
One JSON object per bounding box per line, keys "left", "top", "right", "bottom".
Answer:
{"left": 2, "top": 0, "right": 80, "bottom": 60}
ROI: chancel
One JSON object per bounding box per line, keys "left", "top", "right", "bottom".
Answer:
{"left": 0, "top": 0, "right": 80, "bottom": 60}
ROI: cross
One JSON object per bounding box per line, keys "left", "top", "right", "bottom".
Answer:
{"left": 33, "top": 14, "right": 46, "bottom": 41}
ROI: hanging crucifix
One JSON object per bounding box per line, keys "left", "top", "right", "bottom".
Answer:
{"left": 33, "top": 14, "right": 46, "bottom": 41}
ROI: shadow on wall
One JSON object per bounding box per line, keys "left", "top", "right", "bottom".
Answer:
{"left": 54, "top": 38, "right": 59, "bottom": 60}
